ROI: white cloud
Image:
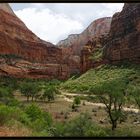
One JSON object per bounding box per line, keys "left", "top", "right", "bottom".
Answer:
{"left": 14, "top": 7, "right": 84, "bottom": 44}
{"left": 12, "top": 3, "right": 124, "bottom": 44}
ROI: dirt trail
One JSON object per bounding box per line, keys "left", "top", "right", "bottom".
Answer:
{"left": 61, "top": 91, "right": 91, "bottom": 97}
{"left": 60, "top": 91, "right": 139, "bottom": 113}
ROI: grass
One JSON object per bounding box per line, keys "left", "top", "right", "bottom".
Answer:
{"left": 60, "top": 63, "right": 140, "bottom": 95}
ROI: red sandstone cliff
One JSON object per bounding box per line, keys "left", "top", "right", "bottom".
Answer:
{"left": 57, "top": 17, "right": 112, "bottom": 56}
{"left": 58, "top": 17, "right": 112, "bottom": 75}
{"left": 0, "top": 3, "right": 69, "bottom": 80}
{"left": 103, "top": 3, "right": 140, "bottom": 63}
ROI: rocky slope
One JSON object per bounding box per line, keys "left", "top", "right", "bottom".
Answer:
{"left": 0, "top": 3, "right": 69, "bottom": 80}
{"left": 103, "top": 3, "right": 140, "bottom": 63}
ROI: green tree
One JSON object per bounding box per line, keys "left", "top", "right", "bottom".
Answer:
{"left": 30, "top": 83, "right": 40, "bottom": 101}
{"left": 95, "top": 78, "right": 128, "bottom": 130}
{"left": 43, "top": 86, "right": 57, "bottom": 102}
{"left": 20, "top": 82, "right": 40, "bottom": 102}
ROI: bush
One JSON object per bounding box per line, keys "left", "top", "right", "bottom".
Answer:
{"left": 85, "top": 128, "right": 107, "bottom": 136}
{"left": 0, "top": 105, "right": 29, "bottom": 126}
{"left": 52, "top": 113, "right": 106, "bottom": 137}
{"left": 25, "top": 103, "right": 42, "bottom": 122}
{"left": 30, "top": 118, "right": 48, "bottom": 131}
{"left": 25, "top": 103, "right": 53, "bottom": 127}
{"left": 7, "top": 99, "right": 20, "bottom": 107}
{"left": 42, "top": 111, "right": 53, "bottom": 126}
{"left": 0, "top": 87, "right": 13, "bottom": 102}
{"left": 74, "top": 96, "right": 81, "bottom": 106}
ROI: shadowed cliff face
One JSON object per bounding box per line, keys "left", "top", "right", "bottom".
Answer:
{"left": 103, "top": 3, "right": 140, "bottom": 63}
{"left": 0, "top": 3, "right": 70, "bottom": 80}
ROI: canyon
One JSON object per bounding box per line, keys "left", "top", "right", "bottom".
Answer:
{"left": 0, "top": 3, "right": 139, "bottom": 80}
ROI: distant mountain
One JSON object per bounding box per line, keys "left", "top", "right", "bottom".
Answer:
{"left": 57, "top": 17, "right": 112, "bottom": 56}
{"left": 57, "top": 17, "right": 112, "bottom": 75}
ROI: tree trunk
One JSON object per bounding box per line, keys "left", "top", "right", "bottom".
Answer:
{"left": 112, "top": 121, "right": 117, "bottom": 131}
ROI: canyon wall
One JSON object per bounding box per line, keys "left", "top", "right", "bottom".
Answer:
{"left": 0, "top": 3, "right": 69, "bottom": 80}
{"left": 103, "top": 3, "right": 140, "bottom": 63}
{"left": 58, "top": 17, "right": 112, "bottom": 75}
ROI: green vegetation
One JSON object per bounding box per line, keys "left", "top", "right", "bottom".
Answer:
{"left": 0, "top": 62, "right": 140, "bottom": 136}
{"left": 73, "top": 96, "right": 81, "bottom": 106}
{"left": 51, "top": 113, "right": 107, "bottom": 137}
{"left": 89, "top": 47, "right": 103, "bottom": 61}
{"left": 20, "top": 82, "right": 40, "bottom": 102}
{"left": 95, "top": 79, "right": 128, "bottom": 130}
{"left": 43, "top": 86, "right": 58, "bottom": 102}
{"left": 61, "top": 63, "right": 140, "bottom": 96}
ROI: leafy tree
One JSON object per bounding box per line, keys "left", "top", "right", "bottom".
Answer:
{"left": 20, "top": 82, "right": 40, "bottom": 102}
{"left": 95, "top": 78, "right": 128, "bottom": 130}
{"left": 20, "top": 82, "right": 32, "bottom": 101}
{"left": 30, "top": 83, "right": 40, "bottom": 101}
{"left": 43, "top": 86, "right": 57, "bottom": 102}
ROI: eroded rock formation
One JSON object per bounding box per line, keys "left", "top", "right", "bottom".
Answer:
{"left": 0, "top": 3, "right": 69, "bottom": 80}
{"left": 80, "top": 34, "right": 109, "bottom": 73}
{"left": 58, "top": 17, "right": 112, "bottom": 74}
{"left": 58, "top": 17, "right": 112, "bottom": 56}
{"left": 103, "top": 3, "right": 140, "bottom": 63}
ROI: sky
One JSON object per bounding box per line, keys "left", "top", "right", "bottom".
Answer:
{"left": 10, "top": 3, "right": 124, "bottom": 44}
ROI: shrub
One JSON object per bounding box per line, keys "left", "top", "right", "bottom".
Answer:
{"left": 51, "top": 113, "right": 107, "bottom": 137}
{"left": 25, "top": 103, "right": 42, "bottom": 122}
{"left": 0, "top": 105, "right": 29, "bottom": 126}
{"left": 30, "top": 118, "right": 48, "bottom": 131}
{"left": 73, "top": 96, "right": 81, "bottom": 106}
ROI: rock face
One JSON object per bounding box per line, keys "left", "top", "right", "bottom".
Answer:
{"left": 0, "top": 3, "right": 69, "bottom": 80}
{"left": 80, "top": 34, "right": 109, "bottom": 73}
{"left": 58, "top": 17, "right": 112, "bottom": 74}
{"left": 103, "top": 3, "right": 140, "bottom": 63}
{"left": 58, "top": 17, "right": 112, "bottom": 56}
{"left": 0, "top": 4, "right": 61, "bottom": 63}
